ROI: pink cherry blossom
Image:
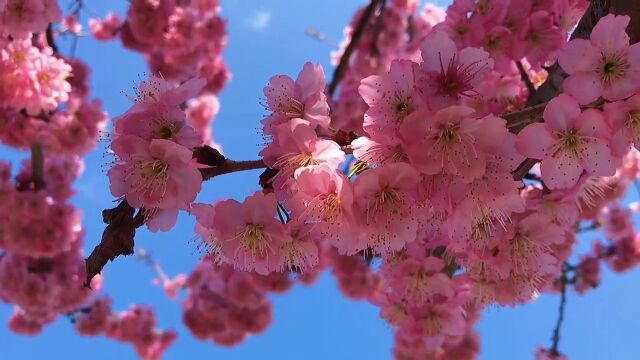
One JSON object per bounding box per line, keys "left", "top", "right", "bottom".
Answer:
{"left": 418, "top": 31, "right": 494, "bottom": 110}
{"left": 358, "top": 59, "right": 423, "bottom": 140}
{"left": 89, "top": 12, "right": 123, "bottom": 41}
{"left": 201, "top": 191, "right": 287, "bottom": 274}
{"left": 604, "top": 94, "right": 640, "bottom": 156}
{"left": 260, "top": 119, "right": 345, "bottom": 193}
{"left": 108, "top": 135, "right": 202, "bottom": 211}
{"left": 262, "top": 62, "right": 330, "bottom": 133}
{"left": 353, "top": 162, "right": 422, "bottom": 254}
{"left": 400, "top": 106, "right": 509, "bottom": 182}
{"left": 286, "top": 165, "right": 358, "bottom": 255}
{"left": 559, "top": 14, "right": 640, "bottom": 104}
{"left": 516, "top": 94, "right": 616, "bottom": 189}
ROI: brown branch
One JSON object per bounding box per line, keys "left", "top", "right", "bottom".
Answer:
{"left": 200, "top": 159, "right": 267, "bottom": 181}
{"left": 45, "top": 24, "right": 58, "bottom": 54}
{"left": 30, "top": 143, "right": 45, "bottom": 191}
{"left": 512, "top": 158, "right": 539, "bottom": 181}
{"left": 503, "top": 102, "right": 548, "bottom": 132}
{"left": 84, "top": 201, "right": 138, "bottom": 287}
{"left": 327, "top": 0, "right": 382, "bottom": 97}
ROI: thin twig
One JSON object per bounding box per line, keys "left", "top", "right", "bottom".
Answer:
{"left": 137, "top": 249, "right": 169, "bottom": 282}
{"left": 327, "top": 0, "right": 382, "bottom": 97}
{"left": 551, "top": 266, "right": 569, "bottom": 356}
{"left": 516, "top": 61, "right": 537, "bottom": 95}
{"left": 305, "top": 28, "right": 339, "bottom": 48}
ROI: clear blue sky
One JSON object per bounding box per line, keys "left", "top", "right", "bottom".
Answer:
{"left": 1, "top": 1, "right": 640, "bottom": 359}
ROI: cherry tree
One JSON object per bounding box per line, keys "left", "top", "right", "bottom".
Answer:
{"left": 1, "top": 0, "right": 640, "bottom": 359}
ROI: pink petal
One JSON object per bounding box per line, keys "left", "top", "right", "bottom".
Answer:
{"left": 421, "top": 31, "right": 457, "bottom": 73}
{"left": 575, "top": 108, "right": 610, "bottom": 138}
{"left": 562, "top": 72, "right": 603, "bottom": 105}
{"left": 388, "top": 59, "right": 416, "bottom": 95}
{"left": 296, "top": 62, "right": 326, "bottom": 100}
{"left": 515, "top": 123, "right": 555, "bottom": 159}
{"left": 590, "top": 14, "right": 631, "bottom": 55}
{"left": 557, "top": 39, "right": 601, "bottom": 74}
{"left": 579, "top": 139, "right": 616, "bottom": 176}
{"left": 358, "top": 75, "right": 389, "bottom": 107}
{"left": 602, "top": 76, "right": 640, "bottom": 101}
{"left": 540, "top": 153, "right": 583, "bottom": 189}
{"left": 543, "top": 94, "right": 581, "bottom": 131}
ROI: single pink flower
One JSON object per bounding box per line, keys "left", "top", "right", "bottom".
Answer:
{"left": 388, "top": 256, "right": 454, "bottom": 307}
{"left": 358, "top": 59, "right": 423, "bottom": 141}
{"left": 558, "top": 14, "right": 640, "bottom": 104}
{"left": 418, "top": 31, "right": 494, "bottom": 110}
{"left": 604, "top": 95, "right": 640, "bottom": 156}
{"left": 262, "top": 62, "right": 330, "bottom": 132}
{"left": 260, "top": 119, "right": 345, "bottom": 192}
{"left": 286, "top": 165, "right": 358, "bottom": 255}
{"left": 114, "top": 104, "right": 202, "bottom": 149}
{"left": 400, "top": 106, "right": 509, "bottom": 182}
{"left": 207, "top": 191, "right": 288, "bottom": 275}
{"left": 353, "top": 162, "right": 421, "bottom": 254}
{"left": 520, "top": 11, "right": 564, "bottom": 66}
{"left": 516, "top": 94, "right": 616, "bottom": 189}
{"left": 108, "top": 135, "right": 202, "bottom": 210}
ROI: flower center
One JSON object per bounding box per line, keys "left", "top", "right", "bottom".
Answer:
{"left": 558, "top": 130, "right": 583, "bottom": 155}
{"left": 142, "top": 159, "right": 169, "bottom": 178}
{"left": 282, "top": 98, "right": 305, "bottom": 119}
{"left": 238, "top": 223, "right": 272, "bottom": 259}
{"left": 394, "top": 100, "right": 411, "bottom": 117}
{"left": 321, "top": 192, "right": 341, "bottom": 222}
{"left": 625, "top": 111, "right": 640, "bottom": 132}
{"left": 439, "top": 125, "right": 459, "bottom": 144}
{"left": 434, "top": 53, "right": 484, "bottom": 98}
{"left": 599, "top": 54, "right": 630, "bottom": 85}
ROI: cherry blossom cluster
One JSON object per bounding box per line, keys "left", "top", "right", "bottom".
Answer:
{"left": 331, "top": 0, "right": 446, "bottom": 132}
{"left": 436, "top": 0, "right": 589, "bottom": 70}
{"left": 107, "top": 75, "right": 210, "bottom": 232}
{"left": 0, "top": 158, "right": 96, "bottom": 332}
{"left": 0, "top": 3, "right": 185, "bottom": 357}
{"left": 0, "top": 0, "right": 60, "bottom": 39}
{"left": 89, "top": 0, "right": 230, "bottom": 94}
{"left": 74, "top": 298, "right": 176, "bottom": 360}
{"left": 183, "top": 2, "right": 640, "bottom": 358}
{"left": 181, "top": 260, "right": 290, "bottom": 346}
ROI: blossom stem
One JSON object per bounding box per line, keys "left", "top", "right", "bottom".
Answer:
{"left": 200, "top": 159, "right": 267, "bottom": 181}
{"left": 137, "top": 248, "right": 169, "bottom": 282}
{"left": 327, "top": 0, "right": 383, "bottom": 97}
{"left": 550, "top": 266, "right": 569, "bottom": 356}
{"left": 30, "top": 143, "right": 46, "bottom": 191}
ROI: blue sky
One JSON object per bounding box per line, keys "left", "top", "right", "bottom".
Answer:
{"left": 1, "top": 1, "right": 640, "bottom": 359}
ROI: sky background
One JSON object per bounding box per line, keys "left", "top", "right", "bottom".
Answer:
{"left": 1, "top": 1, "right": 640, "bottom": 359}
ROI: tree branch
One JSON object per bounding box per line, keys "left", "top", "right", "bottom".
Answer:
{"left": 516, "top": 61, "right": 536, "bottom": 96}
{"left": 30, "top": 143, "right": 46, "bottom": 191}
{"left": 327, "top": 0, "right": 382, "bottom": 97}
{"left": 45, "top": 24, "right": 59, "bottom": 54}
{"left": 200, "top": 159, "right": 267, "bottom": 181}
